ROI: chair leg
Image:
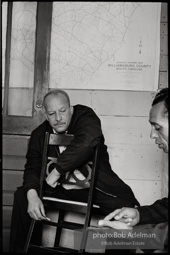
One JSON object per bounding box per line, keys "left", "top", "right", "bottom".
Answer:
{"left": 78, "top": 228, "right": 88, "bottom": 253}
{"left": 23, "top": 219, "right": 36, "bottom": 253}
{"left": 79, "top": 204, "right": 92, "bottom": 253}
{"left": 54, "top": 209, "right": 65, "bottom": 247}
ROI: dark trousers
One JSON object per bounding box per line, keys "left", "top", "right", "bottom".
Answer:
{"left": 9, "top": 185, "right": 135, "bottom": 252}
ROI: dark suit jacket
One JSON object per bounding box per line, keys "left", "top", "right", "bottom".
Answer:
{"left": 137, "top": 197, "right": 168, "bottom": 224}
{"left": 23, "top": 104, "right": 139, "bottom": 206}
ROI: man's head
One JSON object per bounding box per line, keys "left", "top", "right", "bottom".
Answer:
{"left": 43, "top": 89, "right": 73, "bottom": 133}
{"left": 149, "top": 88, "right": 168, "bottom": 153}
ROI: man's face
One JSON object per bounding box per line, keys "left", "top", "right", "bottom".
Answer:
{"left": 149, "top": 101, "right": 168, "bottom": 153}
{"left": 44, "top": 94, "right": 73, "bottom": 133}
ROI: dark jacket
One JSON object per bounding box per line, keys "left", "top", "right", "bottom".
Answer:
{"left": 23, "top": 104, "right": 140, "bottom": 206}
{"left": 137, "top": 197, "right": 168, "bottom": 224}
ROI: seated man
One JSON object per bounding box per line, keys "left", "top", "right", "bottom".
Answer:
{"left": 9, "top": 89, "right": 139, "bottom": 252}
{"left": 98, "top": 88, "right": 168, "bottom": 252}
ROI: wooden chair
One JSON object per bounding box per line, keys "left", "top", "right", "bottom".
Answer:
{"left": 24, "top": 132, "right": 101, "bottom": 253}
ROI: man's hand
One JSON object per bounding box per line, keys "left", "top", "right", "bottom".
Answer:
{"left": 27, "top": 189, "right": 50, "bottom": 221}
{"left": 98, "top": 219, "right": 133, "bottom": 229}
{"left": 46, "top": 168, "right": 61, "bottom": 188}
{"left": 98, "top": 207, "right": 140, "bottom": 228}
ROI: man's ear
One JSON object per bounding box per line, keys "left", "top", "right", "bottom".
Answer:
{"left": 165, "top": 112, "right": 168, "bottom": 119}
{"left": 70, "top": 105, "right": 74, "bottom": 115}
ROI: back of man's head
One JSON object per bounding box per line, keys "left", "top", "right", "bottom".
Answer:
{"left": 152, "top": 88, "right": 168, "bottom": 116}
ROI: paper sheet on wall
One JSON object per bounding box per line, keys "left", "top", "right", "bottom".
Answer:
{"left": 49, "top": 2, "right": 161, "bottom": 91}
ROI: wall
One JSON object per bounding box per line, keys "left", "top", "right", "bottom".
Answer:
{"left": 2, "top": 3, "right": 168, "bottom": 252}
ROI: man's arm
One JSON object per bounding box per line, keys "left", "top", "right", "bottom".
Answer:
{"left": 55, "top": 106, "right": 102, "bottom": 175}
{"left": 137, "top": 197, "right": 168, "bottom": 224}
{"left": 98, "top": 197, "right": 168, "bottom": 228}
{"left": 23, "top": 127, "right": 45, "bottom": 195}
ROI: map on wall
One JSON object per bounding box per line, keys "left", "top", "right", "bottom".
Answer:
{"left": 49, "top": 2, "right": 161, "bottom": 91}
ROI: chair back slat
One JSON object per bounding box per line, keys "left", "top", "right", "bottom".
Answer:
{"left": 49, "top": 133, "right": 74, "bottom": 146}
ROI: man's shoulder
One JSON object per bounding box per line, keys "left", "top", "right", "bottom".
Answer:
{"left": 31, "top": 120, "right": 52, "bottom": 136}
{"left": 72, "top": 105, "right": 100, "bottom": 125}
{"left": 73, "top": 104, "right": 95, "bottom": 114}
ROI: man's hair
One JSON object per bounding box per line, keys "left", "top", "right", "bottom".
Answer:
{"left": 152, "top": 88, "right": 168, "bottom": 115}
{"left": 43, "top": 89, "right": 70, "bottom": 108}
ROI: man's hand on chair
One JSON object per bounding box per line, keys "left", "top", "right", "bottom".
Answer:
{"left": 27, "top": 189, "right": 50, "bottom": 221}
{"left": 46, "top": 168, "right": 61, "bottom": 188}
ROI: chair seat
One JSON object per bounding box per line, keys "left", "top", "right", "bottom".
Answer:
{"left": 43, "top": 197, "right": 100, "bottom": 208}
